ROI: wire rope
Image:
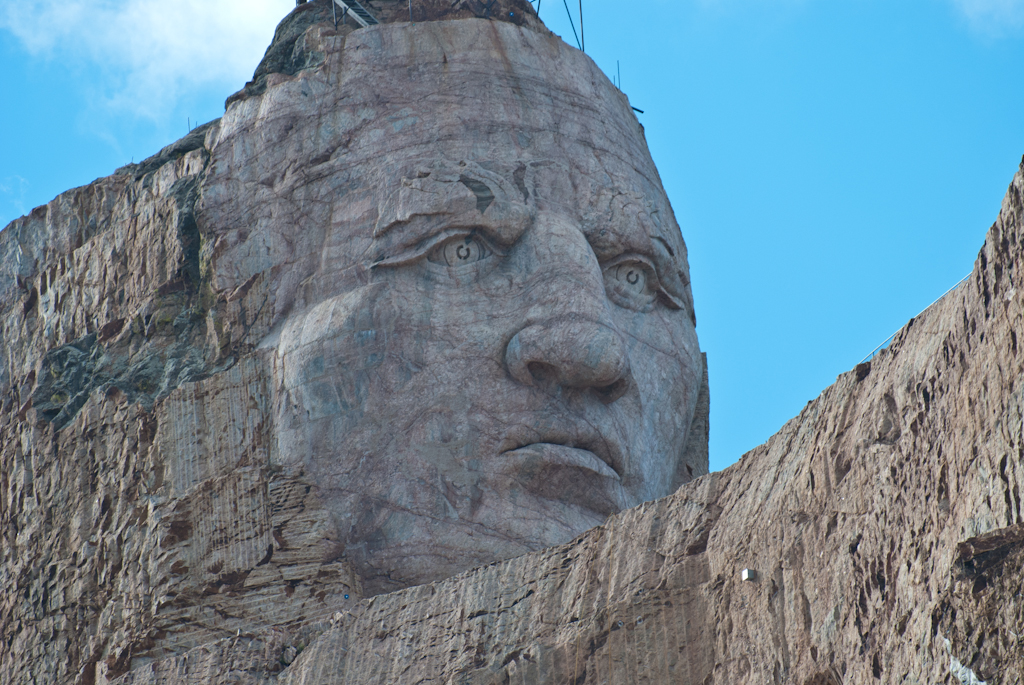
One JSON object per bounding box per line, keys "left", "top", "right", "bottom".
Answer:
{"left": 579, "top": 0, "right": 584, "bottom": 52}
{"left": 561, "top": 0, "right": 581, "bottom": 50}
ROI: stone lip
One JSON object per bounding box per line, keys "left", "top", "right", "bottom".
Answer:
{"left": 501, "top": 443, "right": 626, "bottom": 517}
{"left": 503, "top": 443, "right": 620, "bottom": 481}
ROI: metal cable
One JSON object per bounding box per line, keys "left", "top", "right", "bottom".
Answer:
{"left": 561, "top": 0, "right": 581, "bottom": 50}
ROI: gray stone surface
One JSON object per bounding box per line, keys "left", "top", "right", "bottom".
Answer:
{"left": 200, "top": 12, "right": 706, "bottom": 596}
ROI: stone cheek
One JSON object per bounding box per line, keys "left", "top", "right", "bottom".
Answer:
{"left": 276, "top": 283, "right": 394, "bottom": 429}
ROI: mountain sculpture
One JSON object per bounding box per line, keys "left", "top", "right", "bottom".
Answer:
{"left": 1, "top": 1, "right": 1021, "bottom": 684}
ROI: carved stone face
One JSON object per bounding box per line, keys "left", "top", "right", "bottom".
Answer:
{"left": 208, "top": 19, "right": 704, "bottom": 594}
{"left": 271, "top": 159, "right": 702, "bottom": 592}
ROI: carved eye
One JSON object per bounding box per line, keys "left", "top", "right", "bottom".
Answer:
{"left": 604, "top": 260, "right": 658, "bottom": 310}
{"left": 428, "top": 235, "right": 491, "bottom": 267}
{"left": 615, "top": 264, "right": 647, "bottom": 292}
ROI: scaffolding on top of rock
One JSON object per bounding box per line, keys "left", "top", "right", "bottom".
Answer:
{"left": 331, "top": 0, "right": 379, "bottom": 27}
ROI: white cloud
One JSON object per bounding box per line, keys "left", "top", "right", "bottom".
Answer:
{"left": 1, "top": 0, "right": 295, "bottom": 120}
{"left": 950, "top": 0, "right": 1024, "bottom": 34}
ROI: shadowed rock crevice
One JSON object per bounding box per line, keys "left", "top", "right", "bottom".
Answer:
{"left": 30, "top": 166, "right": 223, "bottom": 431}
{"left": 31, "top": 333, "right": 101, "bottom": 427}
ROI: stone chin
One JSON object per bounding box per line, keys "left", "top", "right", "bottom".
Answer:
{"left": 213, "top": 17, "right": 707, "bottom": 594}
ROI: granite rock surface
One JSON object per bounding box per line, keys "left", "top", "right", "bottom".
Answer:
{"left": 106, "top": 158, "right": 1024, "bottom": 685}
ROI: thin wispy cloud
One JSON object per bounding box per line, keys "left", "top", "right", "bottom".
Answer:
{"left": 686, "top": 0, "right": 1023, "bottom": 36}
{"left": 1, "top": 0, "right": 294, "bottom": 121}
{"left": 0, "top": 176, "right": 30, "bottom": 230}
{"left": 951, "top": 0, "right": 1024, "bottom": 34}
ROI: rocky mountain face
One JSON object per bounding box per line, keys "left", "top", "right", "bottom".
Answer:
{"left": 105, "top": 162, "right": 1024, "bottom": 685}
{"left": 2, "top": 2, "right": 1022, "bottom": 684}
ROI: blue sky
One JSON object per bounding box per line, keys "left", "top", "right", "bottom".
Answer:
{"left": 2, "top": 0, "right": 1023, "bottom": 472}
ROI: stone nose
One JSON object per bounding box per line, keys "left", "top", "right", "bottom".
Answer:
{"left": 505, "top": 318, "right": 632, "bottom": 402}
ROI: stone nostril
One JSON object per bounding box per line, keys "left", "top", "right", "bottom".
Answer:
{"left": 594, "top": 377, "right": 630, "bottom": 404}
{"left": 526, "top": 362, "right": 558, "bottom": 384}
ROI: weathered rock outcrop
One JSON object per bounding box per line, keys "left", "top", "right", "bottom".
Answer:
{"left": 106, "top": 159, "right": 1024, "bottom": 685}
{"left": 2, "top": 1, "right": 1022, "bottom": 683}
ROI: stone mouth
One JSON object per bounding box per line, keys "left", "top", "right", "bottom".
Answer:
{"left": 499, "top": 423, "right": 625, "bottom": 478}
{"left": 500, "top": 443, "right": 625, "bottom": 517}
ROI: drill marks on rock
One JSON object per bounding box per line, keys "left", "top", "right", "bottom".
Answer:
{"left": 44, "top": 355, "right": 357, "bottom": 672}
{"left": 152, "top": 358, "right": 277, "bottom": 626}
{"left": 158, "top": 357, "right": 271, "bottom": 496}
{"left": 0, "top": 394, "right": 160, "bottom": 683}
{"left": 163, "top": 382, "right": 203, "bottom": 494}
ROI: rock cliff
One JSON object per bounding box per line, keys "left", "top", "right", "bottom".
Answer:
{"left": 108, "top": 160, "right": 1024, "bottom": 685}
{"left": 1, "top": 1, "right": 1022, "bottom": 683}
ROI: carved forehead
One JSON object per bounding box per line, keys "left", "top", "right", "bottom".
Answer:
{"left": 364, "top": 156, "right": 691, "bottom": 305}
{"left": 373, "top": 160, "right": 531, "bottom": 238}
{"left": 204, "top": 19, "right": 693, "bottom": 328}
{"left": 372, "top": 157, "right": 684, "bottom": 246}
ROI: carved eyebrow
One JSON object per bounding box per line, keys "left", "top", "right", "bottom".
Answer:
{"left": 373, "top": 168, "right": 531, "bottom": 247}
{"left": 584, "top": 224, "right": 656, "bottom": 263}
{"left": 373, "top": 210, "right": 529, "bottom": 259}
{"left": 583, "top": 214, "right": 691, "bottom": 308}
{"left": 652, "top": 235, "right": 675, "bottom": 258}
{"left": 371, "top": 206, "right": 533, "bottom": 267}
